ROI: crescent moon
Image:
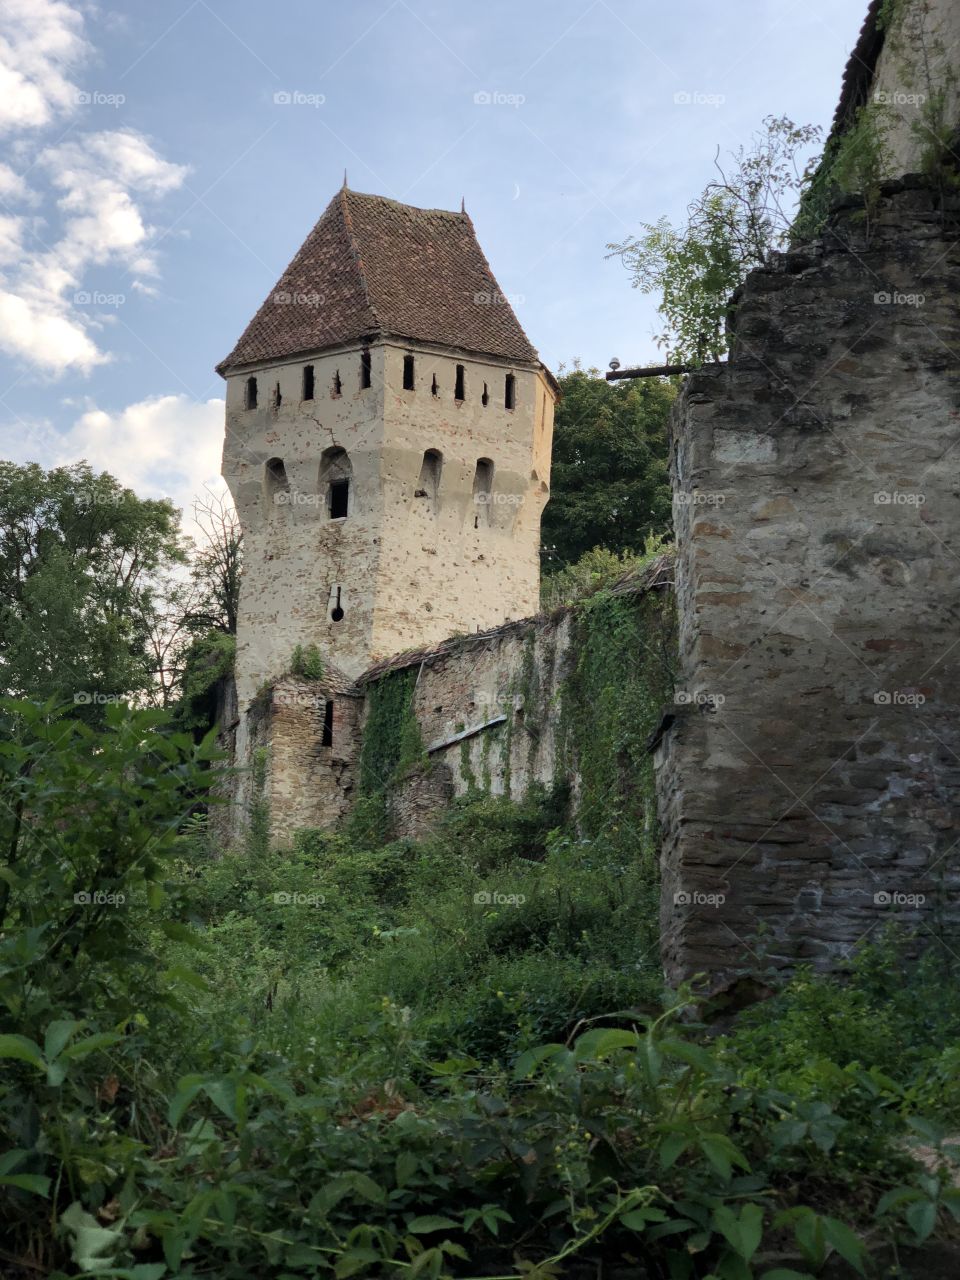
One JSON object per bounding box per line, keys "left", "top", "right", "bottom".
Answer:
{"left": 512, "top": 183, "right": 520, "bottom": 200}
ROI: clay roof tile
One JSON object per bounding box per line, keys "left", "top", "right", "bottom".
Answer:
{"left": 216, "top": 188, "right": 538, "bottom": 373}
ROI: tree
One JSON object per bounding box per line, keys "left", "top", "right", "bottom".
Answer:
{"left": 541, "top": 365, "right": 674, "bottom": 573}
{"left": 607, "top": 116, "right": 821, "bottom": 365}
{"left": 141, "top": 489, "right": 243, "bottom": 715}
{"left": 0, "top": 461, "right": 184, "bottom": 715}
{"left": 185, "top": 488, "right": 242, "bottom": 637}
{"left": 165, "top": 490, "right": 242, "bottom": 737}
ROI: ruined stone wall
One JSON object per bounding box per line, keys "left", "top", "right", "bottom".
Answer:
{"left": 358, "top": 560, "right": 675, "bottom": 842}
{"left": 224, "top": 677, "right": 362, "bottom": 847}
{"left": 656, "top": 180, "right": 960, "bottom": 989}
{"left": 361, "top": 610, "right": 576, "bottom": 839}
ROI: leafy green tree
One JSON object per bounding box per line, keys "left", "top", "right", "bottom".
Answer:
{"left": 608, "top": 115, "right": 821, "bottom": 364}
{"left": 542, "top": 366, "right": 674, "bottom": 573}
{"left": 0, "top": 461, "right": 184, "bottom": 714}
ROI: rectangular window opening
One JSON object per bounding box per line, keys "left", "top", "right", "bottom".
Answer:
{"left": 504, "top": 373, "right": 516, "bottom": 410}
{"left": 321, "top": 700, "right": 334, "bottom": 747}
{"left": 360, "top": 348, "right": 372, "bottom": 389}
{"left": 302, "top": 364, "right": 315, "bottom": 400}
{"left": 454, "top": 364, "right": 465, "bottom": 401}
{"left": 329, "top": 479, "right": 349, "bottom": 519}
{"left": 403, "top": 354, "right": 415, "bottom": 391}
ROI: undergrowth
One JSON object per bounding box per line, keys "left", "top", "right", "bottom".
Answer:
{"left": 1, "top": 700, "right": 959, "bottom": 1278}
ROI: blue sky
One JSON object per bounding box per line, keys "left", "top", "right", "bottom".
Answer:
{"left": 0, "top": 0, "right": 866, "bottom": 516}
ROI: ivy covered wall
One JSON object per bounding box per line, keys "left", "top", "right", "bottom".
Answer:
{"left": 353, "top": 556, "right": 676, "bottom": 852}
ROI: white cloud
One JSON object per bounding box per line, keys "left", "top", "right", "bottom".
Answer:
{"left": 0, "top": 394, "right": 227, "bottom": 525}
{"left": 0, "top": 160, "right": 28, "bottom": 199}
{"left": 0, "top": 0, "right": 89, "bottom": 134}
{"left": 0, "top": 3, "right": 188, "bottom": 375}
{"left": 63, "top": 394, "right": 227, "bottom": 518}
{"left": 0, "top": 129, "right": 188, "bottom": 374}
{"left": 0, "top": 288, "right": 103, "bottom": 369}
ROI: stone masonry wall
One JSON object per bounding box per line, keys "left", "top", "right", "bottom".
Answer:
{"left": 224, "top": 677, "right": 363, "bottom": 847}
{"left": 655, "top": 180, "right": 960, "bottom": 989}
{"left": 366, "top": 611, "right": 577, "bottom": 838}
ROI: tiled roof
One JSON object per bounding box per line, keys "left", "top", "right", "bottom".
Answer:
{"left": 829, "top": 0, "right": 886, "bottom": 144}
{"left": 216, "top": 188, "right": 538, "bottom": 373}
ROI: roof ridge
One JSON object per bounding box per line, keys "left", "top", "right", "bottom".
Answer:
{"left": 338, "top": 188, "right": 381, "bottom": 333}
{"left": 341, "top": 188, "right": 467, "bottom": 219}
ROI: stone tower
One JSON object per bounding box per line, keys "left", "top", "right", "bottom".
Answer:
{"left": 216, "top": 186, "right": 557, "bottom": 835}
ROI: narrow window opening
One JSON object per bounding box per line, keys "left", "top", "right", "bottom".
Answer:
{"left": 321, "top": 700, "right": 334, "bottom": 747}
{"left": 481, "top": 381, "right": 489, "bottom": 407}
{"left": 415, "top": 449, "right": 442, "bottom": 505}
{"left": 360, "top": 347, "right": 371, "bottom": 389}
{"left": 329, "top": 479, "right": 349, "bottom": 519}
{"left": 454, "top": 364, "right": 465, "bottom": 401}
{"left": 504, "top": 373, "right": 516, "bottom": 410}
{"left": 302, "top": 364, "right": 315, "bottom": 400}
{"left": 402, "top": 354, "right": 415, "bottom": 391}
{"left": 330, "top": 585, "right": 344, "bottom": 623}
{"left": 431, "top": 372, "right": 439, "bottom": 398}
{"left": 320, "top": 446, "right": 352, "bottom": 520}
{"left": 472, "top": 457, "right": 494, "bottom": 527}
{"left": 265, "top": 457, "right": 289, "bottom": 506}
{"left": 245, "top": 376, "right": 258, "bottom": 409}
{"left": 332, "top": 369, "right": 342, "bottom": 397}
{"left": 273, "top": 381, "right": 282, "bottom": 408}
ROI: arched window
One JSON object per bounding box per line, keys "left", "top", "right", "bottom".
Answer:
{"left": 415, "top": 449, "right": 442, "bottom": 507}
{"left": 472, "top": 457, "right": 493, "bottom": 528}
{"left": 264, "top": 457, "right": 289, "bottom": 507}
{"left": 319, "top": 446, "right": 352, "bottom": 520}
{"left": 244, "top": 376, "right": 258, "bottom": 409}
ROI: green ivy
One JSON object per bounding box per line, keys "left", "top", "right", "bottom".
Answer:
{"left": 244, "top": 746, "right": 271, "bottom": 860}
{"left": 173, "top": 630, "right": 236, "bottom": 737}
{"left": 559, "top": 583, "right": 676, "bottom": 874}
{"left": 289, "top": 642, "right": 325, "bottom": 680}
{"left": 358, "top": 667, "right": 426, "bottom": 798}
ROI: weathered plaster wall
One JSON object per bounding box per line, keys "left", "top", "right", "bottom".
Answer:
{"left": 223, "top": 344, "right": 385, "bottom": 708}
{"left": 222, "top": 341, "right": 553, "bottom": 714}
{"left": 372, "top": 341, "right": 553, "bottom": 666}
{"left": 871, "top": 0, "right": 960, "bottom": 176}
{"left": 655, "top": 180, "right": 960, "bottom": 988}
